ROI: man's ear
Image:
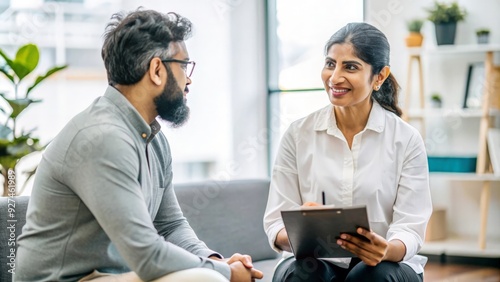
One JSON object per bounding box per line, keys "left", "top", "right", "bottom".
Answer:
{"left": 149, "top": 58, "right": 163, "bottom": 86}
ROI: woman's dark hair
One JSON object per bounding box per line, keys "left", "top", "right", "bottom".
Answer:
{"left": 325, "top": 22, "right": 402, "bottom": 117}
{"left": 101, "top": 9, "right": 192, "bottom": 86}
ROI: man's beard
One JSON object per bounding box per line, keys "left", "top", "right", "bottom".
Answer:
{"left": 154, "top": 68, "right": 190, "bottom": 127}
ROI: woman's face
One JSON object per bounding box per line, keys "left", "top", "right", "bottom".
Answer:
{"left": 321, "top": 43, "right": 378, "bottom": 109}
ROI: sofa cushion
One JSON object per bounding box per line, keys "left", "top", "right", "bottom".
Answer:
{"left": 0, "top": 196, "right": 30, "bottom": 282}
{"left": 174, "top": 179, "right": 278, "bottom": 262}
{"left": 254, "top": 257, "right": 281, "bottom": 282}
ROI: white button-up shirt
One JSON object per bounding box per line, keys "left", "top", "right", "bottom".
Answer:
{"left": 264, "top": 101, "right": 432, "bottom": 273}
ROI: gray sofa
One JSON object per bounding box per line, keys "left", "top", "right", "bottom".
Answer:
{"left": 0, "top": 179, "right": 280, "bottom": 282}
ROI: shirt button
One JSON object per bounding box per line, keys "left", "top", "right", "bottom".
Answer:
{"left": 141, "top": 133, "right": 147, "bottom": 139}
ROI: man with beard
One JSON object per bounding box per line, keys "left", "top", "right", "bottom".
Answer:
{"left": 15, "top": 9, "right": 263, "bottom": 282}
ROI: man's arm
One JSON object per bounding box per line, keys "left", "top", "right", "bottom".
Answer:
{"left": 152, "top": 179, "right": 220, "bottom": 258}
{"left": 63, "top": 127, "right": 230, "bottom": 281}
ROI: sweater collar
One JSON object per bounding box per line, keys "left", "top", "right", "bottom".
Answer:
{"left": 103, "top": 86, "right": 161, "bottom": 143}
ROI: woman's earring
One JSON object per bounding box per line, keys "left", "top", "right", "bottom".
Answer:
{"left": 374, "top": 85, "right": 380, "bottom": 91}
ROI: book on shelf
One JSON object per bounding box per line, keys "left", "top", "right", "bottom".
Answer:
{"left": 488, "top": 128, "right": 500, "bottom": 176}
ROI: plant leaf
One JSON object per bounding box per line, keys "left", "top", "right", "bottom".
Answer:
{"left": 0, "top": 65, "right": 14, "bottom": 83}
{"left": 0, "top": 93, "right": 13, "bottom": 112}
{"left": 0, "top": 93, "right": 6, "bottom": 114}
{"left": 0, "top": 48, "right": 15, "bottom": 68}
{"left": 0, "top": 134, "right": 42, "bottom": 172}
{"left": 0, "top": 155, "right": 18, "bottom": 170}
{"left": 27, "top": 65, "right": 68, "bottom": 96}
{"left": 13, "top": 44, "right": 39, "bottom": 81}
{"left": 0, "top": 126, "right": 12, "bottom": 139}
{"left": 7, "top": 139, "right": 40, "bottom": 157}
{"left": 0, "top": 94, "right": 42, "bottom": 119}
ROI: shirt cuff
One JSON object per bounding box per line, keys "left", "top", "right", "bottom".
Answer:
{"left": 196, "top": 249, "right": 223, "bottom": 259}
{"left": 207, "top": 252, "right": 224, "bottom": 259}
{"left": 268, "top": 222, "right": 286, "bottom": 253}
{"left": 387, "top": 232, "right": 420, "bottom": 261}
{"left": 211, "top": 259, "right": 231, "bottom": 280}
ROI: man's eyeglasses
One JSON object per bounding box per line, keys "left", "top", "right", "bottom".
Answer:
{"left": 161, "top": 59, "right": 196, "bottom": 78}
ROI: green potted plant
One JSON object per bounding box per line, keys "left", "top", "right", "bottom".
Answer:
{"left": 426, "top": 1, "right": 467, "bottom": 45}
{"left": 0, "top": 43, "right": 67, "bottom": 196}
{"left": 476, "top": 28, "right": 490, "bottom": 44}
{"left": 405, "top": 19, "right": 424, "bottom": 47}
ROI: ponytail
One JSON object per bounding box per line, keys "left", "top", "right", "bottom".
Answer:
{"left": 372, "top": 73, "right": 402, "bottom": 117}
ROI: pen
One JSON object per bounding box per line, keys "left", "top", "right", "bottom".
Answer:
{"left": 322, "top": 191, "right": 325, "bottom": 205}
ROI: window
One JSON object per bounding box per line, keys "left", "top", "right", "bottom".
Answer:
{"left": 267, "top": 0, "right": 364, "bottom": 163}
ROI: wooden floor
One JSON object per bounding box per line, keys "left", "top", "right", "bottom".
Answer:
{"left": 424, "top": 262, "right": 500, "bottom": 281}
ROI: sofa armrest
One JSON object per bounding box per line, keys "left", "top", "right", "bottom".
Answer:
{"left": 0, "top": 196, "right": 30, "bottom": 282}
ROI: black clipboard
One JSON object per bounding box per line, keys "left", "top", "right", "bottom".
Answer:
{"left": 281, "top": 205, "right": 370, "bottom": 259}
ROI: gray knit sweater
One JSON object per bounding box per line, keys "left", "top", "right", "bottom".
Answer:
{"left": 15, "top": 86, "right": 231, "bottom": 281}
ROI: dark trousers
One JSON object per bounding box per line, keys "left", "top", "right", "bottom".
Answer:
{"left": 272, "top": 257, "right": 424, "bottom": 282}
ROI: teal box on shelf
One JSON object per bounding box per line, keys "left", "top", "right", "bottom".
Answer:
{"left": 427, "top": 156, "right": 477, "bottom": 173}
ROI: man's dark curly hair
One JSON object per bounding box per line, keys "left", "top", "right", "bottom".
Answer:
{"left": 101, "top": 9, "right": 192, "bottom": 86}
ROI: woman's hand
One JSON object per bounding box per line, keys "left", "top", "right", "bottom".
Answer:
{"left": 275, "top": 202, "right": 323, "bottom": 252}
{"left": 302, "top": 201, "right": 321, "bottom": 207}
{"left": 336, "top": 228, "right": 406, "bottom": 266}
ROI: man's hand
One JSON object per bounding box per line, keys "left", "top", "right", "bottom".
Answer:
{"left": 227, "top": 253, "right": 263, "bottom": 281}
{"left": 226, "top": 253, "right": 254, "bottom": 268}
{"left": 210, "top": 253, "right": 264, "bottom": 281}
{"left": 229, "top": 261, "right": 252, "bottom": 282}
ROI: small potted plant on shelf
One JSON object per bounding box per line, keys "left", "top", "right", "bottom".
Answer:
{"left": 430, "top": 93, "right": 443, "bottom": 108}
{"left": 426, "top": 1, "right": 467, "bottom": 45}
{"left": 405, "top": 19, "right": 424, "bottom": 47}
{"left": 476, "top": 28, "right": 490, "bottom": 44}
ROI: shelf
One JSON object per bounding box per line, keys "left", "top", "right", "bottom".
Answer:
{"left": 407, "top": 108, "right": 500, "bottom": 119}
{"left": 408, "top": 44, "right": 500, "bottom": 55}
{"left": 421, "top": 237, "right": 500, "bottom": 258}
{"left": 430, "top": 172, "right": 500, "bottom": 181}
{"left": 406, "top": 43, "right": 500, "bottom": 252}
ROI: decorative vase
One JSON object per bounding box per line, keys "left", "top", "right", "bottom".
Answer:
{"left": 405, "top": 32, "right": 424, "bottom": 47}
{"left": 477, "top": 34, "right": 489, "bottom": 44}
{"left": 434, "top": 22, "right": 457, "bottom": 45}
{"left": 430, "top": 99, "right": 442, "bottom": 108}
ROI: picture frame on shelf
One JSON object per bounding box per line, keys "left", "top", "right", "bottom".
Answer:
{"left": 463, "top": 62, "right": 485, "bottom": 108}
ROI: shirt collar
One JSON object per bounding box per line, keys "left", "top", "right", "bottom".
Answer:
{"left": 314, "top": 100, "right": 386, "bottom": 133}
{"left": 103, "top": 85, "right": 162, "bottom": 143}
{"left": 365, "top": 101, "right": 386, "bottom": 133}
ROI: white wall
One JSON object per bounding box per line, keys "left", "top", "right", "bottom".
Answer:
{"left": 366, "top": 0, "right": 500, "bottom": 242}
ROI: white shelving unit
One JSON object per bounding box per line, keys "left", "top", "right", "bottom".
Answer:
{"left": 408, "top": 108, "right": 500, "bottom": 119}
{"left": 405, "top": 44, "right": 500, "bottom": 253}
{"left": 421, "top": 237, "right": 500, "bottom": 258}
{"left": 430, "top": 172, "right": 500, "bottom": 181}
